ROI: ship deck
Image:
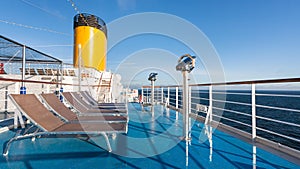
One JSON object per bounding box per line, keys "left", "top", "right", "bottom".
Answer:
{"left": 0, "top": 103, "right": 298, "bottom": 169}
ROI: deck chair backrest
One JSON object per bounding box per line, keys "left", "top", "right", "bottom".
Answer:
{"left": 80, "top": 91, "right": 126, "bottom": 108}
{"left": 68, "top": 69, "right": 76, "bottom": 76}
{"left": 37, "top": 68, "right": 46, "bottom": 75}
{"left": 10, "top": 94, "right": 64, "bottom": 131}
{"left": 45, "top": 69, "right": 53, "bottom": 76}
{"left": 71, "top": 92, "right": 92, "bottom": 108}
{"left": 80, "top": 91, "right": 98, "bottom": 105}
{"left": 63, "top": 70, "right": 68, "bottom": 76}
{"left": 62, "top": 92, "right": 87, "bottom": 112}
{"left": 40, "top": 93, "right": 77, "bottom": 121}
{"left": 29, "top": 68, "right": 37, "bottom": 75}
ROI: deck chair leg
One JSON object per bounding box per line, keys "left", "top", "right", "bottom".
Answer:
{"left": 3, "top": 130, "right": 24, "bottom": 156}
{"left": 101, "top": 133, "right": 112, "bottom": 152}
{"left": 14, "top": 112, "right": 17, "bottom": 129}
{"left": 3, "top": 135, "right": 18, "bottom": 156}
{"left": 23, "top": 125, "right": 35, "bottom": 134}
{"left": 23, "top": 126, "right": 40, "bottom": 141}
{"left": 3, "top": 132, "right": 44, "bottom": 156}
{"left": 14, "top": 110, "right": 25, "bottom": 129}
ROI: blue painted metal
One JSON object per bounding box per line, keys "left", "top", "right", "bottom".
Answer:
{"left": 20, "top": 86, "right": 26, "bottom": 94}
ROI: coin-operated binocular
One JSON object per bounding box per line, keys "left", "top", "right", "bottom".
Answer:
{"left": 148, "top": 73, "right": 158, "bottom": 111}
{"left": 176, "top": 54, "right": 196, "bottom": 73}
{"left": 176, "top": 54, "right": 196, "bottom": 141}
{"left": 148, "top": 73, "right": 158, "bottom": 82}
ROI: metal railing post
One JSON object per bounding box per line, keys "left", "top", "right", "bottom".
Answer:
{"left": 182, "top": 71, "right": 190, "bottom": 140}
{"left": 161, "top": 87, "right": 164, "bottom": 103}
{"left": 4, "top": 86, "right": 8, "bottom": 112}
{"left": 252, "top": 83, "right": 256, "bottom": 140}
{"left": 176, "top": 87, "right": 178, "bottom": 110}
{"left": 141, "top": 87, "right": 144, "bottom": 103}
{"left": 146, "top": 88, "right": 149, "bottom": 103}
{"left": 167, "top": 87, "right": 170, "bottom": 107}
{"left": 209, "top": 85, "right": 213, "bottom": 123}
{"left": 189, "top": 86, "right": 191, "bottom": 113}
{"left": 189, "top": 86, "right": 192, "bottom": 138}
{"left": 20, "top": 45, "right": 26, "bottom": 94}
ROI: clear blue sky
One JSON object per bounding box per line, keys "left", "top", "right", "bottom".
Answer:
{"left": 0, "top": 0, "right": 300, "bottom": 84}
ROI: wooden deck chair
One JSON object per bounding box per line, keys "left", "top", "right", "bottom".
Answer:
{"left": 62, "top": 69, "right": 69, "bottom": 76}
{"left": 36, "top": 68, "right": 46, "bottom": 75}
{"left": 29, "top": 68, "right": 37, "bottom": 75}
{"left": 61, "top": 92, "right": 127, "bottom": 116}
{"left": 40, "top": 93, "right": 128, "bottom": 123}
{"left": 53, "top": 69, "right": 61, "bottom": 76}
{"left": 19, "top": 68, "right": 29, "bottom": 75}
{"left": 73, "top": 92, "right": 127, "bottom": 109}
{"left": 45, "top": 69, "right": 54, "bottom": 76}
{"left": 80, "top": 91, "right": 126, "bottom": 108}
{"left": 68, "top": 69, "right": 76, "bottom": 76}
{"left": 72, "top": 92, "right": 127, "bottom": 112}
{"left": 25, "top": 68, "right": 30, "bottom": 75}
{"left": 3, "top": 94, "right": 127, "bottom": 156}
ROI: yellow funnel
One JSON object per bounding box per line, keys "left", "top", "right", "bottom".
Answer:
{"left": 73, "top": 13, "right": 107, "bottom": 71}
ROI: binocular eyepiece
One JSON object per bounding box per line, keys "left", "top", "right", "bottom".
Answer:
{"left": 176, "top": 54, "right": 196, "bottom": 73}
{"left": 148, "top": 72, "right": 158, "bottom": 81}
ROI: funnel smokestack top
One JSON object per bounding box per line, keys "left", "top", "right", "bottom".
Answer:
{"left": 73, "top": 13, "right": 107, "bottom": 71}
{"left": 74, "top": 13, "right": 107, "bottom": 37}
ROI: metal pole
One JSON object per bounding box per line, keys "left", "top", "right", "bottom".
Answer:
{"left": 175, "top": 87, "right": 178, "bottom": 110}
{"left": 167, "top": 87, "right": 170, "bottom": 107}
{"left": 161, "top": 87, "right": 164, "bottom": 103}
{"left": 55, "top": 64, "right": 60, "bottom": 97}
{"left": 146, "top": 88, "right": 149, "bottom": 103}
{"left": 20, "top": 45, "right": 26, "bottom": 94}
{"left": 209, "top": 85, "right": 213, "bottom": 123}
{"left": 22, "top": 45, "right": 25, "bottom": 86}
{"left": 141, "top": 87, "right": 144, "bottom": 103}
{"left": 151, "top": 80, "right": 154, "bottom": 105}
{"left": 188, "top": 86, "right": 192, "bottom": 138}
{"left": 182, "top": 71, "right": 190, "bottom": 140}
{"left": 252, "top": 83, "right": 256, "bottom": 140}
{"left": 208, "top": 85, "right": 213, "bottom": 162}
{"left": 60, "top": 63, "right": 63, "bottom": 88}
{"left": 60, "top": 63, "right": 64, "bottom": 102}
{"left": 5, "top": 86, "right": 8, "bottom": 113}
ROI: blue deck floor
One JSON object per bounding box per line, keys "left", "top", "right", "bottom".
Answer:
{"left": 0, "top": 103, "right": 298, "bottom": 169}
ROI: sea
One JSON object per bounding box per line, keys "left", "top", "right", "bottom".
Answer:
{"left": 140, "top": 89, "right": 300, "bottom": 151}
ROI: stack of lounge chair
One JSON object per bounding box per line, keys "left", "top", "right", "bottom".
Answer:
{"left": 3, "top": 92, "right": 128, "bottom": 156}
{"left": 40, "top": 93, "right": 128, "bottom": 123}
{"left": 61, "top": 92, "right": 127, "bottom": 116}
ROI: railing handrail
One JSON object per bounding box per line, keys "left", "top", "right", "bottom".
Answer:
{"left": 142, "top": 77, "right": 300, "bottom": 88}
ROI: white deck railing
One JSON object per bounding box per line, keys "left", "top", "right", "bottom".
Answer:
{"left": 141, "top": 77, "right": 300, "bottom": 151}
